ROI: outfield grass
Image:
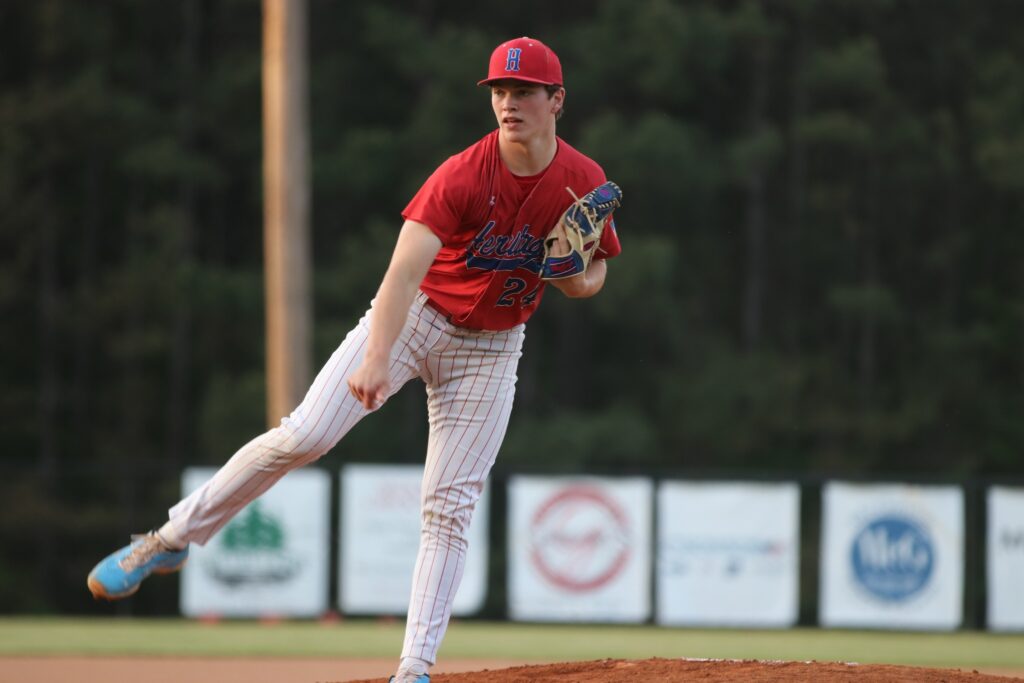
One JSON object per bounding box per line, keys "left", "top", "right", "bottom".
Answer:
{"left": 2, "top": 617, "right": 1024, "bottom": 671}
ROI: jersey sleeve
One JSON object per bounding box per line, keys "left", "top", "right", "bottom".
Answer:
{"left": 401, "top": 156, "right": 470, "bottom": 245}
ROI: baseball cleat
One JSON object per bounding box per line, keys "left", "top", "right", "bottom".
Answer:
{"left": 388, "top": 674, "right": 430, "bottom": 683}
{"left": 87, "top": 531, "right": 189, "bottom": 600}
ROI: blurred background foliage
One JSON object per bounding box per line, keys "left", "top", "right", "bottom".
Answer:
{"left": 0, "top": 0, "right": 1022, "bottom": 613}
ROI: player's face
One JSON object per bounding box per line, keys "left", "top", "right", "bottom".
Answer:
{"left": 490, "top": 80, "right": 563, "bottom": 143}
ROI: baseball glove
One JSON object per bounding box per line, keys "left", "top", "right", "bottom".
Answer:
{"left": 540, "top": 181, "right": 622, "bottom": 280}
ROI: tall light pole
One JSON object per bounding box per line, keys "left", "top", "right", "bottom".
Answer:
{"left": 262, "top": 0, "right": 312, "bottom": 428}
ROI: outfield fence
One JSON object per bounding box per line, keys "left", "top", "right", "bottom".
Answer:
{"left": 2, "top": 460, "right": 1022, "bottom": 633}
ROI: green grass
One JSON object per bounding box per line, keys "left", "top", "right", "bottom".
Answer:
{"left": 2, "top": 617, "right": 1024, "bottom": 671}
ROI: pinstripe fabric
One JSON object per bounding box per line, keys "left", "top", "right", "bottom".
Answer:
{"left": 402, "top": 306, "right": 523, "bottom": 663}
{"left": 167, "top": 292, "right": 524, "bottom": 665}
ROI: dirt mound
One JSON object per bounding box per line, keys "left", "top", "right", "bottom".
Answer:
{"left": 345, "top": 658, "right": 1024, "bottom": 683}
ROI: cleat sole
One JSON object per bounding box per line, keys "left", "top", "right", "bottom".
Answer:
{"left": 86, "top": 557, "right": 186, "bottom": 600}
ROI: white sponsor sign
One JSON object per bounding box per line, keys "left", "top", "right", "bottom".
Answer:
{"left": 508, "top": 476, "right": 652, "bottom": 622}
{"left": 338, "top": 464, "right": 489, "bottom": 615}
{"left": 819, "top": 482, "right": 964, "bottom": 630}
{"left": 180, "top": 467, "right": 330, "bottom": 617}
{"left": 987, "top": 486, "right": 1024, "bottom": 631}
{"left": 656, "top": 481, "right": 800, "bottom": 628}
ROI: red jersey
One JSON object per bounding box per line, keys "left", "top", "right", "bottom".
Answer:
{"left": 402, "top": 130, "right": 622, "bottom": 330}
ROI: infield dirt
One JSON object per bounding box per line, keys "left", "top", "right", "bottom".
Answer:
{"left": 347, "top": 657, "right": 1024, "bottom": 683}
{"left": 4, "top": 656, "right": 1024, "bottom": 682}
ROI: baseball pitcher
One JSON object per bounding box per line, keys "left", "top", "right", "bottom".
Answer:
{"left": 87, "top": 36, "right": 622, "bottom": 683}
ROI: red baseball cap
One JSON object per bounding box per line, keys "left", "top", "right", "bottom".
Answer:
{"left": 478, "top": 37, "right": 563, "bottom": 87}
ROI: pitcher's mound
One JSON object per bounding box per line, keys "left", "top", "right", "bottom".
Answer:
{"left": 347, "top": 657, "right": 1023, "bottom": 683}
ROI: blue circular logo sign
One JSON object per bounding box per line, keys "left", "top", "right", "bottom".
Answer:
{"left": 851, "top": 516, "right": 934, "bottom": 602}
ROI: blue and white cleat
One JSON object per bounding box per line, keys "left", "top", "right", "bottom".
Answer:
{"left": 87, "top": 531, "right": 189, "bottom": 600}
{"left": 389, "top": 674, "right": 430, "bottom": 683}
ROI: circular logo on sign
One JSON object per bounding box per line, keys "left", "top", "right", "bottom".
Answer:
{"left": 529, "top": 486, "right": 631, "bottom": 592}
{"left": 850, "top": 515, "right": 934, "bottom": 602}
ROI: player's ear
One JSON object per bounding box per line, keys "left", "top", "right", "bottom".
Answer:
{"left": 551, "top": 87, "right": 565, "bottom": 114}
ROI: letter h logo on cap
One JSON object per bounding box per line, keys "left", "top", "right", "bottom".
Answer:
{"left": 479, "top": 37, "right": 563, "bottom": 87}
{"left": 505, "top": 47, "right": 522, "bottom": 72}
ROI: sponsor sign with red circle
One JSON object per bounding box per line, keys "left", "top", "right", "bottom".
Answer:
{"left": 529, "top": 485, "right": 632, "bottom": 592}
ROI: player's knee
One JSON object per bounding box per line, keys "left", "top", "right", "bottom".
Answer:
{"left": 423, "top": 507, "right": 465, "bottom": 531}
{"left": 421, "top": 509, "right": 470, "bottom": 554}
{"left": 421, "top": 492, "right": 477, "bottom": 539}
{"left": 256, "top": 418, "right": 329, "bottom": 469}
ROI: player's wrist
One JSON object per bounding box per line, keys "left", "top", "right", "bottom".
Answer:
{"left": 363, "top": 347, "right": 391, "bottom": 364}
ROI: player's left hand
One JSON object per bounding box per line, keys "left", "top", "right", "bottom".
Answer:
{"left": 545, "top": 221, "right": 598, "bottom": 296}
{"left": 545, "top": 221, "right": 572, "bottom": 258}
{"left": 540, "top": 181, "right": 621, "bottom": 281}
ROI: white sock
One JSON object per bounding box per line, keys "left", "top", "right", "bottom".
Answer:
{"left": 157, "top": 521, "right": 187, "bottom": 550}
{"left": 398, "top": 656, "right": 430, "bottom": 676}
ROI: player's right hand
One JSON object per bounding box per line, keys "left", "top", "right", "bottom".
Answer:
{"left": 347, "top": 356, "right": 391, "bottom": 411}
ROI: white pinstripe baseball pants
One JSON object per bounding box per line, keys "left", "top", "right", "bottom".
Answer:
{"left": 167, "top": 291, "right": 525, "bottom": 664}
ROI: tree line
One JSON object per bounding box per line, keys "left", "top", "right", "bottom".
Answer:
{"left": 0, "top": 0, "right": 1021, "bottom": 612}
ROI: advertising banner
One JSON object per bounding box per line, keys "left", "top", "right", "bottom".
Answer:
{"left": 180, "top": 467, "right": 330, "bottom": 617}
{"left": 819, "top": 482, "right": 963, "bottom": 630}
{"left": 508, "top": 476, "right": 652, "bottom": 623}
{"left": 656, "top": 481, "right": 800, "bottom": 627}
{"left": 987, "top": 486, "right": 1024, "bottom": 631}
{"left": 338, "top": 463, "right": 489, "bottom": 615}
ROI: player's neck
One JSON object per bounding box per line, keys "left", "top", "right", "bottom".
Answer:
{"left": 498, "top": 130, "right": 557, "bottom": 176}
